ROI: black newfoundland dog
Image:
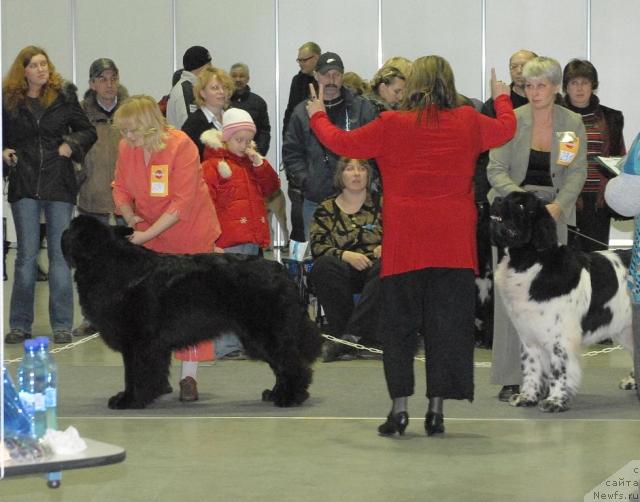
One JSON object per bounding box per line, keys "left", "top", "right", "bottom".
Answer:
{"left": 490, "top": 191, "right": 636, "bottom": 412}
{"left": 62, "top": 215, "right": 322, "bottom": 409}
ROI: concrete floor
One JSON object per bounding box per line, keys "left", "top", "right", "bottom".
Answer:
{"left": 2, "top": 250, "right": 640, "bottom": 502}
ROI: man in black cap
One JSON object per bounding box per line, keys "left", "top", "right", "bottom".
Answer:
{"left": 166, "top": 45, "right": 212, "bottom": 127}
{"left": 283, "top": 51, "right": 377, "bottom": 237}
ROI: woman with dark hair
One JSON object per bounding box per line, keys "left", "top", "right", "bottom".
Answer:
{"left": 2, "top": 45, "right": 96, "bottom": 344}
{"left": 309, "top": 157, "right": 382, "bottom": 362}
{"left": 562, "top": 58, "right": 626, "bottom": 252}
{"left": 306, "top": 55, "right": 516, "bottom": 437}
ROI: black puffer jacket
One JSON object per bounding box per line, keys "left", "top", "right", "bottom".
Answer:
{"left": 2, "top": 82, "right": 97, "bottom": 204}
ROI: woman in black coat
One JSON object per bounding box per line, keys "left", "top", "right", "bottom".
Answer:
{"left": 2, "top": 45, "right": 96, "bottom": 344}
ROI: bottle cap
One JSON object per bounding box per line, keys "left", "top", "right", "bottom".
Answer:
{"left": 35, "top": 336, "right": 50, "bottom": 349}
{"left": 23, "top": 339, "right": 37, "bottom": 350}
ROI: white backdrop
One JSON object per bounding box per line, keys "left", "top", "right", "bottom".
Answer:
{"left": 2, "top": 0, "right": 639, "bottom": 242}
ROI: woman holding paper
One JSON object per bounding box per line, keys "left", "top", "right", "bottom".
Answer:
{"left": 486, "top": 56, "right": 588, "bottom": 402}
{"left": 562, "top": 59, "right": 626, "bottom": 252}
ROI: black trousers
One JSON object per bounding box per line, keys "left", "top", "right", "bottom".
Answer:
{"left": 288, "top": 186, "right": 305, "bottom": 243}
{"left": 380, "top": 268, "right": 475, "bottom": 401}
{"left": 309, "top": 255, "right": 381, "bottom": 344}
{"left": 569, "top": 192, "right": 611, "bottom": 252}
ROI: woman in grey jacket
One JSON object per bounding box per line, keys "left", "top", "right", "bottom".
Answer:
{"left": 487, "top": 57, "right": 587, "bottom": 401}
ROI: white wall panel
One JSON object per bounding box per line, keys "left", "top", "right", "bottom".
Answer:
{"left": 591, "top": 0, "right": 640, "bottom": 148}
{"left": 382, "top": 0, "right": 483, "bottom": 100}
{"left": 1, "top": 0, "right": 73, "bottom": 81}
{"left": 278, "top": 0, "right": 379, "bottom": 138}
{"left": 75, "top": 0, "right": 173, "bottom": 101}
{"left": 175, "top": 0, "right": 276, "bottom": 162}
{"left": 486, "top": 0, "right": 587, "bottom": 101}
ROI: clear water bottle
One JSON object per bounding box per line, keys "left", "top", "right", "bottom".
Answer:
{"left": 35, "top": 337, "right": 57, "bottom": 432}
{"left": 2, "top": 366, "right": 31, "bottom": 436}
{"left": 17, "top": 339, "right": 47, "bottom": 439}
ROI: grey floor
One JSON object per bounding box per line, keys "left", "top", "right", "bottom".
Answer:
{"left": 2, "top": 249, "right": 639, "bottom": 502}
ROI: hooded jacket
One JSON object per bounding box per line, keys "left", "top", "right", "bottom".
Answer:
{"left": 78, "top": 85, "right": 129, "bottom": 213}
{"left": 2, "top": 81, "right": 97, "bottom": 204}
{"left": 200, "top": 129, "right": 280, "bottom": 248}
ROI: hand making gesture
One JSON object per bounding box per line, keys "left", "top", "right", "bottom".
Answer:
{"left": 306, "top": 83, "right": 326, "bottom": 117}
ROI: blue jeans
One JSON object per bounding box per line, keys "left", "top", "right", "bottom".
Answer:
{"left": 10, "top": 198, "right": 74, "bottom": 332}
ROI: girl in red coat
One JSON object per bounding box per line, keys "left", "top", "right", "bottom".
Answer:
{"left": 200, "top": 108, "right": 280, "bottom": 356}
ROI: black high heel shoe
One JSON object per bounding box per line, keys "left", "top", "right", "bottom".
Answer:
{"left": 424, "top": 412, "right": 445, "bottom": 436}
{"left": 378, "top": 411, "right": 409, "bottom": 436}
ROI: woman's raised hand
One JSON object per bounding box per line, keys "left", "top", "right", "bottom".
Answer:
{"left": 490, "top": 68, "right": 511, "bottom": 99}
{"left": 306, "top": 83, "right": 326, "bottom": 117}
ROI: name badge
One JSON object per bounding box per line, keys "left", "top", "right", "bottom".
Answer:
{"left": 557, "top": 131, "right": 579, "bottom": 167}
{"left": 149, "top": 164, "right": 169, "bottom": 197}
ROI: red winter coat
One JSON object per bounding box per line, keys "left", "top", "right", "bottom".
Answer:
{"left": 201, "top": 130, "right": 280, "bottom": 248}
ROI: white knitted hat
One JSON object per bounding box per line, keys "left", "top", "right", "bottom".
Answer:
{"left": 222, "top": 108, "right": 256, "bottom": 142}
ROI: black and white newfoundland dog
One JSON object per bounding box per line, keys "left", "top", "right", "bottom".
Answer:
{"left": 62, "top": 215, "right": 323, "bottom": 409}
{"left": 490, "top": 191, "right": 636, "bottom": 412}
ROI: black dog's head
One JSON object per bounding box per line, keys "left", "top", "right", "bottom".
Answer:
{"left": 62, "top": 215, "right": 133, "bottom": 268}
{"left": 490, "top": 192, "right": 558, "bottom": 250}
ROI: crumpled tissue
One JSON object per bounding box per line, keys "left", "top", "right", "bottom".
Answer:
{"left": 41, "top": 426, "right": 87, "bottom": 455}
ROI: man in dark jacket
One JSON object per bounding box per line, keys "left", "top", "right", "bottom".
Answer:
{"left": 283, "top": 51, "right": 378, "bottom": 237}
{"left": 73, "top": 58, "right": 129, "bottom": 337}
{"left": 229, "top": 63, "right": 271, "bottom": 156}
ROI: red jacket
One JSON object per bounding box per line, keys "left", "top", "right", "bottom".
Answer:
{"left": 309, "top": 95, "right": 516, "bottom": 277}
{"left": 201, "top": 130, "right": 280, "bottom": 248}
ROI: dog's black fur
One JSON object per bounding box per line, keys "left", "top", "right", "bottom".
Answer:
{"left": 490, "top": 192, "right": 635, "bottom": 412}
{"left": 62, "top": 215, "right": 323, "bottom": 409}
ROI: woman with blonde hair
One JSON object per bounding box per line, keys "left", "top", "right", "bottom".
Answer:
{"left": 112, "top": 95, "right": 221, "bottom": 402}
{"left": 2, "top": 45, "right": 96, "bottom": 344}
{"left": 182, "top": 67, "right": 234, "bottom": 159}
{"left": 368, "top": 66, "right": 406, "bottom": 111}
{"left": 306, "top": 55, "right": 516, "bottom": 437}
{"left": 487, "top": 56, "right": 587, "bottom": 402}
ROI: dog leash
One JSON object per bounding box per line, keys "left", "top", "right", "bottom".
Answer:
{"left": 567, "top": 227, "right": 621, "bottom": 250}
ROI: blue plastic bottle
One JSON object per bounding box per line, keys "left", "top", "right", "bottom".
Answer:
{"left": 2, "top": 366, "right": 31, "bottom": 436}
{"left": 35, "top": 337, "right": 57, "bottom": 432}
{"left": 17, "top": 339, "right": 47, "bottom": 439}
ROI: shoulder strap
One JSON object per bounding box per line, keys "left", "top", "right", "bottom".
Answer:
{"left": 182, "top": 81, "right": 196, "bottom": 117}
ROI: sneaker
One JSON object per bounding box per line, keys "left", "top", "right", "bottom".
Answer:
{"left": 220, "top": 349, "right": 247, "bottom": 360}
{"left": 5, "top": 328, "right": 31, "bottom": 344}
{"left": 53, "top": 329, "right": 72, "bottom": 344}
{"left": 498, "top": 385, "right": 520, "bottom": 402}
{"left": 179, "top": 377, "right": 199, "bottom": 402}
{"left": 72, "top": 319, "right": 97, "bottom": 337}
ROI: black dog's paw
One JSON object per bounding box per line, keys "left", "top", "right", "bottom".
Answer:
{"left": 108, "top": 391, "right": 147, "bottom": 409}
{"left": 261, "top": 389, "right": 274, "bottom": 402}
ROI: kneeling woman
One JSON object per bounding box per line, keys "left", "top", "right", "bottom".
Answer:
{"left": 309, "top": 157, "right": 382, "bottom": 362}
{"left": 112, "top": 95, "right": 221, "bottom": 402}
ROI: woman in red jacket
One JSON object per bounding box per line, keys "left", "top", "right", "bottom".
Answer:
{"left": 306, "top": 56, "right": 516, "bottom": 437}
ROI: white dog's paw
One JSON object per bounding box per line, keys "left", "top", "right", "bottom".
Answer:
{"left": 508, "top": 393, "right": 538, "bottom": 407}
{"left": 538, "top": 397, "right": 570, "bottom": 413}
{"left": 619, "top": 372, "right": 637, "bottom": 390}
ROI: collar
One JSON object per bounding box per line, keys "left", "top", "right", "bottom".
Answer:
{"left": 564, "top": 94, "right": 600, "bottom": 114}
{"left": 231, "top": 86, "right": 251, "bottom": 101}
{"left": 200, "top": 106, "right": 223, "bottom": 130}
{"left": 97, "top": 96, "right": 118, "bottom": 113}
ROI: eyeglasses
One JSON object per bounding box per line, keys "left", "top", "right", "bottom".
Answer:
{"left": 96, "top": 76, "right": 119, "bottom": 84}
{"left": 509, "top": 63, "right": 526, "bottom": 71}
{"left": 296, "top": 55, "right": 315, "bottom": 64}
